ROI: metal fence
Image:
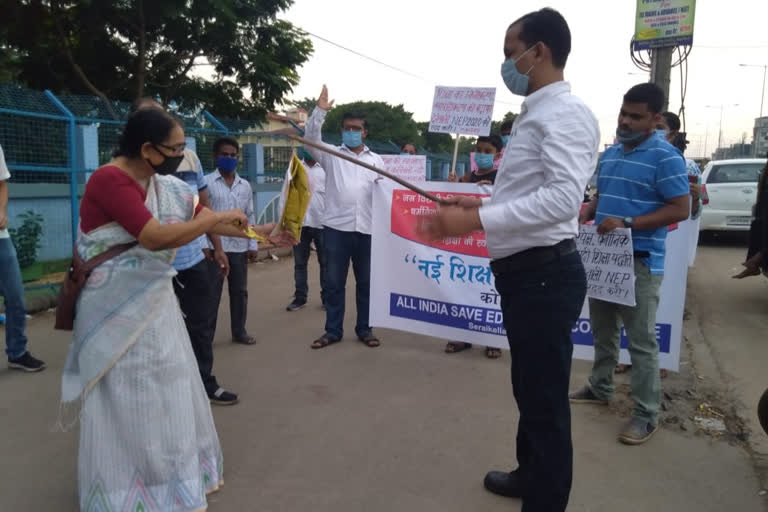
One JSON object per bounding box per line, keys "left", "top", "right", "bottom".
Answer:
{"left": 0, "top": 83, "right": 466, "bottom": 286}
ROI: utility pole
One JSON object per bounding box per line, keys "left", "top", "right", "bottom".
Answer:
{"left": 649, "top": 47, "right": 674, "bottom": 111}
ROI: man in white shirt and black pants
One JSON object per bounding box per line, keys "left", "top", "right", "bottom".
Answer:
{"left": 418, "top": 9, "right": 598, "bottom": 511}
{"left": 286, "top": 149, "right": 327, "bottom": 311}
{"left": 305, "top": 87, "right": 385, "bottom": 349}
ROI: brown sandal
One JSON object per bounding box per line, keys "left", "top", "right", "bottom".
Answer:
{"left": 311, "top": 334, "right": 341, "bottom": 350}
{"left": 485, "top": 347, "right": 502, "bottom": 359}
{"left": 358, "top": 333, "right": 381, "bottom": 348}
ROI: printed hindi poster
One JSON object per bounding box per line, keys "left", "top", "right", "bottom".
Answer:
{"left": 380, "top": 155, "right": 427, "bottom": 183}
{"left": 370, "top": 181, "right": 691, "bottom": 371}
{"left": 428, "top": 86, "right": 496, "bottom": 136}
{"left": 576, "top": 225, "right": 636, "bottom": 306}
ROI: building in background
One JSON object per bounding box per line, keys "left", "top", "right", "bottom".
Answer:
{"left": 753, "top": 117, "right": 768, "bottom": 158}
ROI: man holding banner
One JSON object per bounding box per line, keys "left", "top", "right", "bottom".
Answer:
{"left": 305, "top": 86, "right": 385, "bottom": 349}
{"left": 418, "top": 8, "right": 598, "bottom": 511}
{"left": 570, "top": 83, "right": 690, "bottom": 445}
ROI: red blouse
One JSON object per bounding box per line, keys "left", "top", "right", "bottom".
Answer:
{"left": 80, "top": 165, "right": 202, "bottom": 237}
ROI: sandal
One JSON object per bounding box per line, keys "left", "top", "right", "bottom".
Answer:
{"left": 445, "top": 342, "right": 473, "bottom": 354}
{"left": 233, "top": 335, "right": 256, "bottom": 345}
{"left": 485, "top": 347, "right": 502, "bottom": 359}
{"left": 357, "top": 333, "right": 381, "bottom": 348}
{"left": 615, "top": 364, "right": 632, "bottom": 374}
{"left": 311, "top": 334, "right": 341, "bottom": 350}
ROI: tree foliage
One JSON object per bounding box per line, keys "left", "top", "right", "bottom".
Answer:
{"left": 323, "top": 101, "right": 422, "bottom": 148}
{"left": 0, "top": 0, "right": 312, "bottom": 120}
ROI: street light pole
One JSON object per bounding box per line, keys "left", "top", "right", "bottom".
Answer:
{"left": 705, "top": 104, "right": 739, "bottom": 158}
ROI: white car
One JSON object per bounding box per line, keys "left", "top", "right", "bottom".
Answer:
{"left": 700, "top": 158, "right": 767, "bottom": 233}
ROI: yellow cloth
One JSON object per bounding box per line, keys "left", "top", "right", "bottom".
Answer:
{"left": 274, "top": 152, "right": 311, "bottom": 240}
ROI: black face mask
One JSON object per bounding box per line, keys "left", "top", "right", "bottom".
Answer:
{"left": 148, "top": 145, "right": 184, "bottom": 175}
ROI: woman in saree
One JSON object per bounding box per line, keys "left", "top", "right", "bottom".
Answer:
{"left": 61, "top": 107, "right": 286, "bottom": 512}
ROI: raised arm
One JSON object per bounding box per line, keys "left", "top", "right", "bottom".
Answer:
{"left": 304, "top": 85, "right": 336, "bottom": 169}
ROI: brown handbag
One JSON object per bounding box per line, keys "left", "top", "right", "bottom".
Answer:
{"left": 54, "top": 242, "right": 137, "bottom": 331}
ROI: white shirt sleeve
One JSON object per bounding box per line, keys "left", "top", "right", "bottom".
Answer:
{"left": 304, "top": 107, "right": 337, "bottom": 170}
{"left": 479, "top": 120, "right": 597, "bottom": 235}
{"left": 0, "top": 145, "right": 10, "bottom": 181}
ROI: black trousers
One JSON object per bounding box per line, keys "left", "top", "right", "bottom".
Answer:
{"left": 493, "top": 245, "right": 586, "bottom": 512}
{"left": 212, "top": 252, "right": 249, "bottom": 341}
{"left": 173, "top": 259, "right": 219, "bottom": 395}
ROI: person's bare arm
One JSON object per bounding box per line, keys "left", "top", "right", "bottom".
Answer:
{"left": 0, "top": 181, "right": 8, "bottom": 230}
{"left": 138, "top": 208, "right": 246, "bottom": 250}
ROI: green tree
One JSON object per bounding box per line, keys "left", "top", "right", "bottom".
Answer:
{"left": 1, "top": 0, "right": 312, "bottom": 120}
{"left": 416, "top": 121, "right": 454, "bottom": 154}
{"left": 288, "top": 96, "right": 318, "bottom": 113}
{"left": 324, "top": 101, "right": 422, "bottom": 147}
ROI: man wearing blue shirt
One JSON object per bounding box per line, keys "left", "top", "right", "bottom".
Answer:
{"left": 570, "top": 83, "right": 690, "bottom": 445}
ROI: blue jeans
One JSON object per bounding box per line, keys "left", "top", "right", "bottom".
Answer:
{"left": 492, "top": 244, "right": 586, "bottom": 512}
{"left": 323, "top": 227, "right": 371, "bottom": 340}
{"left": 0, "top": 238, "right": 28, "bottom": 359}
{"left": 293, "top": 226, "right": 327, "bottom": 304}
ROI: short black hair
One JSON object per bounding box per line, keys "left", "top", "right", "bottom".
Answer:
{"left": 500, "top": 120, "right": 514, "bottom": 133}
{"left": 512, "top": 8, "right": 571, "bottom": 69}
{"left": 623, "top": 83, "right": 666, "bottom": 114}
{"left": 213, "top": 136, "right": 239, "bottom": 156}
{"left": 116, "top": 108, "right": 181, "bottom": 159}
{"left": 130, "top": 97, "right": 162, "bottom": 114}
{"left": 401, "top": 142, "right": 416, "bottom": 151}
{"left": 661, "top": 111, "right": 681, "bottom": 132}
{"left": 477, "top": 135, "right": 504, "bottom": 153}
{"left": 342, "top": 111, "right": 368, "bottom": 131}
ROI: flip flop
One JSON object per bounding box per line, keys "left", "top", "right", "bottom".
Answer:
{"left": 485, "top": 347, "right": 502, "bottom": 359}
{"left": 445, "top": 342, "right": 473, "bottom": 353}
{"left": 234, "top": 336, "right": 256, "bottom": 345}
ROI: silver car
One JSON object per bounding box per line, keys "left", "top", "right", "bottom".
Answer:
{"left": 700, "top": 158, "right": 767, "bottom": 233}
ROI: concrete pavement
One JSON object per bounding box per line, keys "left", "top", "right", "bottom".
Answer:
{"left": 0, "top": 250, "right": 765, "bottom": 511}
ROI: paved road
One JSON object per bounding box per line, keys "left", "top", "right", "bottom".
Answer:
{"left": 0, "top": 249, "right": 766, "bottom": 511}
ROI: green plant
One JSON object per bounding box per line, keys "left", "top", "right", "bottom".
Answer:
{"left": 8, "top": 210, "right": 43, "bottom": 269}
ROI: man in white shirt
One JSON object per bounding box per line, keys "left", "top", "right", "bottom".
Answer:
{"left": 206, "top": 137, "right": 258, "bottom": 346}
{"left": 417, "top": 9, "right": 598, "bottom": 511}
{"left": 286, "top": 149, "right": 327, "bottom": 311}
{"left": 305, "top": 86, "right": 385, "bottom": 349}
{"left": 0, "top": 144, "right": 46, "bottom": 372}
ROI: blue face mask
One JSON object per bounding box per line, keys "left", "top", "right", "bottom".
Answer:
{"left": 216, "top": 156, "right": 238, "bottom": 173}
{"left": 501, "top": 134, "right": 510, "bottom": 145}
{"left": 615, "top": 127, "right": 648, "bottom": 145}
{"left": 475, "top": 153, "right": 495, "bottom": 170}
{"left": 500, "top": 46, "right": 536, "bottom": 96}
{"left": 342, "top": 130, "right": 363, "bottom": 148}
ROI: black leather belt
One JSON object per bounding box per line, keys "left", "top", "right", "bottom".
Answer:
{"left": 490, "top": 239, "right": 577, "bottom": 274}
{"left": 633, "top": 251, "right": 650, "bottom": 258}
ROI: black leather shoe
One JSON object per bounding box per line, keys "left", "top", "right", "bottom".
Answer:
{"left": 483, "top": 470, "right": 523, "bottom": 498}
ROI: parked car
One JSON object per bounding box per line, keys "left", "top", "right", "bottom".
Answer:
{"left": 700, "top": 158, "right": 768, "bottom": 233}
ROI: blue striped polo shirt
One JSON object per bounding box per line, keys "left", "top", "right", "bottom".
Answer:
{"left": 596, "top": 135, "right": 689, "bottom": 274}
{"left": 171, "top": 149, "right": 207, "bottom": 271}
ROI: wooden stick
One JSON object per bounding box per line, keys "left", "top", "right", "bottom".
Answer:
{"left": 287, "top": 134, "right": 448, "bottom": 204}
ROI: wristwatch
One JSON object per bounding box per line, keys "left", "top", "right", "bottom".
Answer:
{"left": 622, "top": 217, "right": 634, "bottom": 229}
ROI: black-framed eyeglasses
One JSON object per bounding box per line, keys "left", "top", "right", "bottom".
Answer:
{"left": 155, "top": 142, "right": 186, "bottom": 154}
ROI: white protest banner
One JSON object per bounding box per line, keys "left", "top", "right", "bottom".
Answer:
{"left": 576, "top": 225, "right": 636, "bottom": 306}
{"left": 380, "top": 155, "right": 427, "bottom": 183}
{"left": 428, "top": 86, "right": 496, "bottom": 136}
{"left": 370, "top": 181, "right": 691, "bottom": 371}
